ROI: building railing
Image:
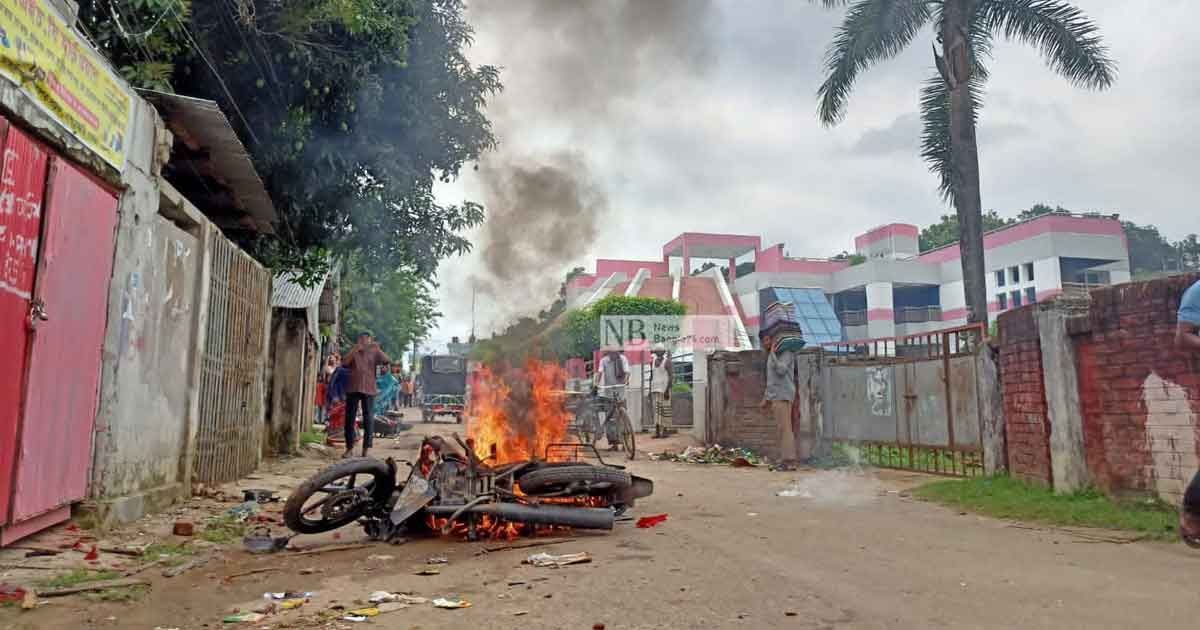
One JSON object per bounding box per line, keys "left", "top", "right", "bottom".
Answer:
{"left": 895, "top": 306, "right": 942, "bottom": 324}
{"left": 839, "top": 309, "right": 867, "bottom": 327}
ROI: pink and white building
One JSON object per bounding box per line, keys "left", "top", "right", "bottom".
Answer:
{"left": 568, "top": 212, "right": 1131, "bottom": 343}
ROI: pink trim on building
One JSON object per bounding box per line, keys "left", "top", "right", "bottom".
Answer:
{"left": 866, "top": 308, "right": 894, "bottom": 322}
{"left": 661, "top": 232, "right": 761, "bottom": 257}
{"left": 854, "top": 223, "right": 919, "bottom": 250}
{"left": 595, "top": 258, "right": 669, "bottom": 278}
{"left": 755, "top": 244, "right": 851, "bottom": 273}
{"left": 941, "top": 307, "right": 968, "bottom": 321}
{"left": 568, "top": 273, "right": 597, "bottom": 289}
{"left": 918, "top": 215, "right": 1124, "bottom": 264}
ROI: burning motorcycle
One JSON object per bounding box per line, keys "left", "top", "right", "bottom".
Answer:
{"left": 283, "top": 434, "right": 653, "bottom": 541}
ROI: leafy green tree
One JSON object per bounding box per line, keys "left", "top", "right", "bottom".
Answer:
{"left": 812, "top": 0, "right": 1115, "bottom": 323}
{"left": 340, "top": 261, "right": 440, "bottom": 357}
{"left": 918, "top": 210, "right": 1012, "bottom": 251}
{"left": 79, "top": 0, "right": 500, "bottom": 282}
{"left": 554, "top": 296, "right": 688, "bottom": 360}
{"left": 1016, "top": 202, "right": 1067, "bottom": 221}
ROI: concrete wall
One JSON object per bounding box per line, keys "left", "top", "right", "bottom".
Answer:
{"left": 87, "top": 99, "right": 214, "bottom": 524}
{"left": 266, "top": 309, "right": 312, "bottom": 456}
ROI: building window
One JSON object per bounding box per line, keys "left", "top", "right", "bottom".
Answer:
{"left": 1025, "top": 287, "right": 1036, "bottom": 304}
{"left": 1009, "top": 266, "right": 1020, "bottom": 284}
{"left": 997, "top": 293, "right": 1008, "bottom": 310}
{"left": 1011, "top": 290, "right": 1022, "bottom": 308}
{"left": 995, "top": 270, "right": 1006, "bottom": 288}
{"left": 1024, "top": 262, "right": 1034, "bottom": 282}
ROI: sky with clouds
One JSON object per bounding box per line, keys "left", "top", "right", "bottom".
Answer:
{"left": 422, "top": 0, "right": 1197, "bottom": 352}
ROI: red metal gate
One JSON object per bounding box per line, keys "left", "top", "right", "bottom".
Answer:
{"left": 8, "top": 158, "right": 118, "bottom": 532}
{"left": 0, "top": 123, "right": 119, "bottom": 544}
{"left": 0, "top": 124, "right": 49, "bottom": 528}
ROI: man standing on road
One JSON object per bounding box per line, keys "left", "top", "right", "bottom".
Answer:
{"left": 1174, "top": 279, "right": 1200, "bottom": 547}
{"left": 649, "top": 344, "right": 673, "bottom": 438}
{"left": 342, "top": 331, "right": 391, "bottom": 459}
{"left": 760, "top": 331, "right": 798, "bottom": 471}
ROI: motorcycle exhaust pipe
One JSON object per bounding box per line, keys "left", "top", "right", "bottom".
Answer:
{"left": 425, "top": 503, "right": 614, "bottom": 530}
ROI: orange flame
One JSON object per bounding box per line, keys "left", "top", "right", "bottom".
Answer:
{"left": 466, "top": 359, "right": 572, "bottom": 464}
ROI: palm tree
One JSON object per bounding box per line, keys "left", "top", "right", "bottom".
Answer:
{"left": 812, "top": 0, "right": 1115, "bottom": 324}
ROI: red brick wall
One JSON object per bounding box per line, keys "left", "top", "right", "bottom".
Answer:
{"left": 1074, "top": 274, "right": 1200, "bottom": 502}
{"left": 998, "top": 306, "right": 1052, "bottom": 485}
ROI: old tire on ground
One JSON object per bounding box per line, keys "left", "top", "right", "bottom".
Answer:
{"left": 283, "top": 458, "right": 392, "bottom": 535}
{"left": 517, "top": 464, "right": 632, "bottom": 496}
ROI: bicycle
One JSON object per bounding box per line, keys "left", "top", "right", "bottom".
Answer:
{"left": 573, "top": 385, "right": 636, "bottom": 460}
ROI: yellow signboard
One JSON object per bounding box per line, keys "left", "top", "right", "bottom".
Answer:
{"left": 0, "top": 0, "right": 133, "bottom": 169}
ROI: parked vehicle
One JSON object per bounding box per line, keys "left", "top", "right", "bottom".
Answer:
{"left": 418, "top": 354, "right": 467, "bottom": 423}
{"left": 283, "top": 434, "right": 654, "bottom": 542}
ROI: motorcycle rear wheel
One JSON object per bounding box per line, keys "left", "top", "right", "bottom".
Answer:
{"left": 517, "top": 464, "right": 632, "bottom": 495}
{"left": 283, "top": 458, "right": 392, "bottom": 534}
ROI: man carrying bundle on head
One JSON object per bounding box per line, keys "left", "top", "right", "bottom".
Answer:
{"left": 759, "top": 301, "right": 807, "bottom": 471}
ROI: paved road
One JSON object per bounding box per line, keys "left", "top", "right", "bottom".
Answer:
{"left": 10, "top": 421, "right": 1200, "bottom": 629}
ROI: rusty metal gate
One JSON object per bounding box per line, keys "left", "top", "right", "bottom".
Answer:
{"left": 823, "top": 325, "right": 986, "bottom": 477}
{"left": 194, "top": 227, "right": 270, "bottom": 484}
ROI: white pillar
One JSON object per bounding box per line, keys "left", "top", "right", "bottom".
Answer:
{"left": 865, "top": 282, "right": 894, "bottom": 339}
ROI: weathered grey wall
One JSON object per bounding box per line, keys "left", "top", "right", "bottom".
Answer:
{"left": 976, "top": 346, "right": 1007, "bottom": 474}
{"left": 1036, "top": 305, "right": 1089, "bottom": 492}
{"left": 267, "top": 310, "right": 309, "bottom": 456}
{"left": 89, "top": 178, "right": 210, "bottom": 524}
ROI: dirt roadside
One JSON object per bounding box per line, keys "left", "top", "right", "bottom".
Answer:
{"left": 3, "top": 417, "right": 1199, "bottom": 629}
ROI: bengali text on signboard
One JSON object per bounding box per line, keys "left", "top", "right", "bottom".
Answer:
{"left": 0, "top": 0, "right": 133, "bottom": 169}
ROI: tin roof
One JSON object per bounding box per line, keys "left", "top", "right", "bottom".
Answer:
{"left": 139, "top": 90, "right": 277, "bottom": 234}
{"left": 271, "top": 269, "right": 331, "bottom": 309}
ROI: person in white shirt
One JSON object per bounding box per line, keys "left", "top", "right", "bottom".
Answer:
{"left": 594, "top": 350, "right": 631, "bottom": 449}
{"left": 649, "top": 344, "right": 673, "bottom": 438}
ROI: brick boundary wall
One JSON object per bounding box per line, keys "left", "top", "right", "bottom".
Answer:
{"left": 997, "top": 306, "right": 1053, "bottom": 485}
{"left": 1073, "top": 274, "right": 1200, "bottom": 502}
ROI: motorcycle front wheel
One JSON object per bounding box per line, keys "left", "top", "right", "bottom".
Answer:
{"left": 283, "top": 458, "right": 393, "bottom": 534}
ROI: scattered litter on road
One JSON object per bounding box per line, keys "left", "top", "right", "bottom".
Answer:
{"left": 513, "top": 610, "right": 529, "bottom": 616}
{"left": 299, "top": 567, "right": 321, "bottom": 575}
{"left": 241, "top": 489, "right": 278, "bottom": 504}
{"left": 36, "top": 578, "right": 150, "bottom": 599}
{"left": 264, "top": 591, "right": 317, "bottom": 600}
{"left": 649, "top": 445, "right": 763, "bottom": 466}
{"left": 289, "top": 543, "right": 371, "bottom": 557}
{"left": 525, "top": 552, "right": 592, "bottom": 568}
{"left": 222, "top": 567, "right": 280, "bottom": 582}
{"left": 367, "top": 554, "right": 395, "bottom": 561}
{"left": 0, "top": 583, "right": 27, "bottom": 603}
{"left": 243, "top": 527, "right": 290, "bottom": 554}
{"left": 746, "top": 512, "right": 759, "bottom": 517}
{"left": 227, "top": 501, "right": 261, "bottom": 522}
{"left": 83, "top": 545, "right": 99, "bottom": 561}
{"left": 427, "top": 556, "right": 448, "bottom": 564}
{"left": 776, "top": 484, "right": 811, "bottom": 498}
{"left": 416, "top": 567, "right": 441, "bottom": 576}
{"left": 377, "top": 602, "right": 410, "bottom": 613}
{"left": 343, "top": 615, "right": 369, "bottom": 622}
{"left": 223, "top": 612, "right": 266, "bottom": 624}
{"left": 347, "top": 607, "right": 380, "bottom": 617}
{"left": 280, "top": 598, "right": 306, "bottom": 610}
{"left": 173, "top": 521, "right": 195, "bottom": 537}
{"left": 432, "top": 597, "right": 471, "bottom": 609}
{"left": 636, "top": 514, "right": 668, "bottom": 528}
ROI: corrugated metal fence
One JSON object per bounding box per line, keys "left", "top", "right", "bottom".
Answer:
{"left": 194, "top": 227, "right": 270, "bottom": 484}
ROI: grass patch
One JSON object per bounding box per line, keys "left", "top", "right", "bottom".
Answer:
{"left": 300, "top": 430, "right": 326, "bottom": 446}
{"left": 914, "top": 475, "right": 1178, "bottom": 540}
{"left": 810, "top": 443, "right": 862, "bottom": 469}
{"left": 142, "top": 542, "right": 194, "bottom": 567}
{"left": 39, "top": 569, "right": 119, "bottom": 589}
{"left": 199, "top": 516, "right": 246, "bottom": 544}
